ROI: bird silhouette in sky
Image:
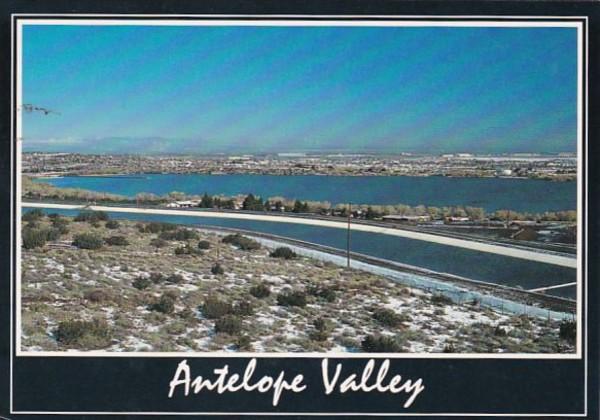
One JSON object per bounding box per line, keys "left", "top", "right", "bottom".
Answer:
{"left": 20, "top": 103, "right": 60, "bottom": 115}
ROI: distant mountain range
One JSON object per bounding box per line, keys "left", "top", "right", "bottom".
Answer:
{"left": 22, "top": 136, "right": 576, "bottom": 156}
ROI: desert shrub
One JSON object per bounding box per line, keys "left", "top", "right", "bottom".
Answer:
{"left": 431, "top": 293, "right": 454, "bottom": 306}
{"left": 211, "top": 263, "right": 225, "bottom": 275}
{"left": 22, "top": 209, "right": 44, "bottom": 222}
{"left": 178, "top": 229, "right": 198, "bottom": 240}
{"left": 150, "top": 238, "right": 168, "bottom": 248}
{"left": 160, "top": 229, "right": 199, "bottom": 241}
{"left": 235, "top": 335, "right": 253, "bottom": 351}
{"left": 165, "top": 321, "right": 187, "bottom": 335}
{"left": 270, "top": 247, "right": 296, "bottom": 259}
{"left": 320, "top": 288, "right": 337, "bottom": 302}
{"left": 310, "top": 329, "right": 329, "bottom": 342}
{"left": 310, "top": 317, "right": 331, "bottom": 342}
{"left": 361, "top": 334, "right": 402, "bottom": 353}
{"left": 313, "top": 317, "right": 330, "bottom": 332}
{"left": 307, "top": 285, "right": 337, "bottom": 303}
{"left": 214, "top": 315, "right": 242, "bottom": 335}
{"left": 26, "top": 220, "right": 39, "bottom": 229}
{"left": 200, "top": 297, "right": 232, "bottom": 319}
{"left": 105, "top": 220, "right": 120, "bottom": 229}
{"left": 47, "top": 213, "right": 61, "bottom": 220}
{"left": 339, "top": 336, "right": 360, "bottom": 351}
{"left": 74, "top": 210, "right": 109, "bottom": 223}
{"left": 222, "top": 234, "right": 261, "bottom": 251}
{"left": 232, "top": 300, "right": 254, "bottom": 317}
{"left": 249, "top": 283, "right": 271, "bottom": 298}
{"left": 277, "top": 290, "right": 307, "bottom": 307}
{"left": 54, "top": 319, "right": 111, "bottom": 348}
{"left": 178, "top": 307, "right": 196, "bottom": 321}
{"left": 197, "top": 240, "right": 211, "bottom": 250}
{"left": 164, "top": 290, "right": 180, "bottom": 301}
{"left": 559, "top": 320, "right": 576, "bottom": 344}
{"left": 141, "top": 222, "right": 176, "bottom": 233}
{"left": 105, "top": 236, "right": 129, "bottom": 246}
{"left": 44, "top": 227, "right": 62, "bottom": 241}
{"left": 174, "top": 244, "right": 202, "bottom": 256}
{"left": 132, "top": 276, "right": 152, "bottom": 290}
{"left": 22, "top": 228, "right": 47, "bottom": 249}
{"left": 149, "top": 272, "right": 165, "bottom": 283}
{"left": 469, "top": 298, "right": 481, "bottom": 307}
{"left": 52, "top": 222, "right": 69, "bottom": 235}
{"left": 51, "top": 217, "right": 70, "bottom": 234}
{"left": 149, "top": 294, "right": 176, "bottom": 314}
{"left": 443, "top": 343, "right": 456, "bottom": 353}
{"left": 73, "top": 233, "right": 103, "bottom": 249}
{"left": 372, "top": 308, "right": 405, "bottom": 328}
{"left": 84, "top": 289, "right": 111, "bottom": 303}
{"left": 166, "top": 273, "right": 184, "bottom": 284}
{"left": 494, "top": 325, "right": 507, "bottom": 337}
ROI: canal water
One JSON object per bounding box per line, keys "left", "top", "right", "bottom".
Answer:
{"left": 24, "top": 207, "right": 577, "bottom": 300}
{"left": 36, "top": 174, "right": 577, "bottom": 213}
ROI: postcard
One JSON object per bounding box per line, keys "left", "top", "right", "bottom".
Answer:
{"left": 1, "top": 1, "right": 599, "bottom": 418}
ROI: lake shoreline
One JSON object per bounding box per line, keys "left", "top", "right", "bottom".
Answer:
{"left": 27, "top": 172, "right": 577, "bottom": 213}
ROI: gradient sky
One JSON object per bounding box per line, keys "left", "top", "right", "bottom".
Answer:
{"left": 22, "top": 24, "right": 578, "bottom": 154}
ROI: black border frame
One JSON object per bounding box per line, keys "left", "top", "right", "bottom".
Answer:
{"left": 2, "top": 2, "right": 598, "bottom": 418}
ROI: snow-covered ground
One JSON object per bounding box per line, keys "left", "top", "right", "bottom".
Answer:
{"left": 20, "top": 218, "right": 575, "bottom": 354}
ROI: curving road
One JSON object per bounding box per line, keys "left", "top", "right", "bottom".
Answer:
{"left": 22, "top": 201, "right": 577, "bottom": 269}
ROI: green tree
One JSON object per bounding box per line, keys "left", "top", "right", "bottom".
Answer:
{"left": 365, "top": 207, "right": 380, "bottom": 220}
{"left": 292, "top": 200, "right": 307, "bottom": 213}
{"left": 242, "top": 194, "right": 264, "bottom": 211}
{"left": 465, "top": 206, "right": 486, "bottom": 221}
{"left": 200, "top": 193, "right": 214, "bottom": 208}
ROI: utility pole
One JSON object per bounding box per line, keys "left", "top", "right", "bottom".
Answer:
{"left": 347, "top": 202, "right": 352, "bottom": 268}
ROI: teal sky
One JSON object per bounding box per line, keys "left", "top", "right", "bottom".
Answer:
{"left": 22, "top": 24, "right": 578, "bottom": 154}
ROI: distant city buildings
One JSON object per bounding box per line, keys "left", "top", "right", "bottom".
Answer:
{"left": 22, "top": 152, "right": 577, "bottom": 181}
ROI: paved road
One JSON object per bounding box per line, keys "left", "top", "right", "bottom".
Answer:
{"left": 23, "top": 201, "right": 578, "bottom": 269}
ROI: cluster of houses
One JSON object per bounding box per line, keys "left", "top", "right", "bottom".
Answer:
{"left": 320, "top": 209, "right": 470, "bottom": 224}
{"left": 165, "top": 200, "right": 200, "bottom": 209}
{"left": 164, "top": 198, "right": 287, "bottom": 212}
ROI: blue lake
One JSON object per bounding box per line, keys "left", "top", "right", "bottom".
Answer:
{"left": 25, "top": 207, "right": 577, "bottom": 300}
{"left": 36, "top": 174, "right": 576, "bottom": 213}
